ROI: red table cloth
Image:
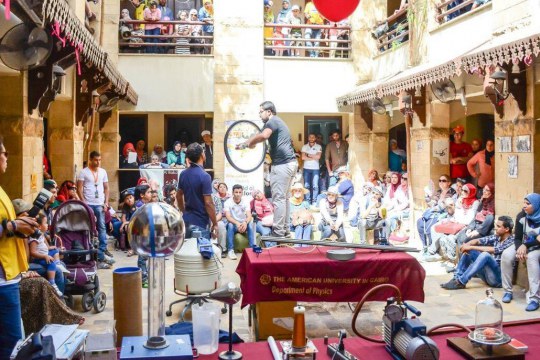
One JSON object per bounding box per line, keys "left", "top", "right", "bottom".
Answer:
{"left": 200, "top": 320, "right": 540, "bottom": 359}
{"left": 236, "top": 246, "right": 425, "bottom": 308}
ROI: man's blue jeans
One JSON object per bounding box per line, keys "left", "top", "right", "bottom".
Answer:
{"left": 89, "top": 205, "right": 107, "bottom": 261}
{"left": 303, "top": 169, "right": 320, "bottom": 204}
{"left": 145, "top": 27, "right": 161, "bottom": 53}
{"left": 226, "top": 221, "right": 255, "bottom": 251}
{"left": 292, "top": 224, "right": 312, "bottom": 240}
{"left": 455, "top": 250, "right": 502, "bottom": 287}
{"left": 0, "top": 282, "right": 22, "bottom": 360}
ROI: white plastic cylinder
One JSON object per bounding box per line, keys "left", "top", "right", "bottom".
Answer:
{"left": 192, "top": 301, "right": 220, "bottom": 354}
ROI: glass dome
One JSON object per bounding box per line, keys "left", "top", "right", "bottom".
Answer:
{"left": 472, "top": 288, "right": 504, "bottom": 343}
{"left": 128, "top": 202, "right": 185, "bottom": 257}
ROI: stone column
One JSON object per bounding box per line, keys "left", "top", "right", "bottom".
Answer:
{"left": 212, "top": 1, "right": 264, "bottom": 180}
{"left": 370, "top": 113, "right": 390, "bottom": 176}
{"left": 0, "top": 75, "right": 43, "bottom": 202}
{"left": 47, "top": 99, "right": 84, "bottom": 184}
{"left": 348, "top": 108, "right": 370, "bottom": 188}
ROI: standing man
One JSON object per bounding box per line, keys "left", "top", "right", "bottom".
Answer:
{"left": 201, "top": 130, "right": 213, "bottom": 169}
{"left": 176, "top": 143, "right": 218, "bottom": 240}
{"left": 77, "top": 151, "right": 115, "bottom": 269}
{"left": 450, "top": 125, "right": 473, "bottom": 181}
{"left": 242, "top": 101, "right": 298, "bottom": 237}
{"left": 0, "top": 137, "right": 39, "bottom": 359}
{"left": 301, "top": 133, "right": 321, "bottom": 205}
{"left": 325, "top": 130, "right": 348, "bottom": 187}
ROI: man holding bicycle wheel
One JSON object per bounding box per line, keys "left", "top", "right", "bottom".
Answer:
{"left": 242, "top": 101, "right": 298, "bottom": 237}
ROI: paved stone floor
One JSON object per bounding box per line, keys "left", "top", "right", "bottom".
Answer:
{"left": 78, "top": 238, "right": 539, "bottom": 343}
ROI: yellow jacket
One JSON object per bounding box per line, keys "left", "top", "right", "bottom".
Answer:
{"left": 0, "top": 187, "right": 28, "bottom": 281}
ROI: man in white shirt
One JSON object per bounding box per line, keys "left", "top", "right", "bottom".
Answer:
{"left": 301, "top": 133, "right": 322, "bottom": 205}
{"left": 224, "top": 184, "right": 255, "bottom": 260}
{"left": 77, "top": 151, "right": 114, "bottom": 269}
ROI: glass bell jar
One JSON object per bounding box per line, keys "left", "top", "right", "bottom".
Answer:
{"left": 472, "top": 288, "right": 504, "bottom": 343}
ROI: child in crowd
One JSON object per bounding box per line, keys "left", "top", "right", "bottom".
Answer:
{"left": 120, "top": 189, "right": 137, "bottom": 255}
{"left": 135, "top": 184, "right": 152, "bottom": 287}
{"left": 28, "top": 213, "right": 69, "bottom": 296}
{"left": 357, "top": 187, "right": 385, "bottom": 244}
{"left": 318, "top": 186, "right": 346, "bottom": 241}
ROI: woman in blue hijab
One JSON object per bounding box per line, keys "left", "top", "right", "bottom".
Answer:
{"left": 521, "top": 193, "right": 540, "bottom": 311}
{"left": 167, "top": 141, "right": 186, "bottom": 168}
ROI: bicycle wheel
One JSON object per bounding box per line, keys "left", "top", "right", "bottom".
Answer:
{"left": 224, "top": 120, "right": 267, "bottom": 173}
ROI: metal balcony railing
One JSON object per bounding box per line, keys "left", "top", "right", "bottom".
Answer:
{"left": 435, "top": 0, "right": 491, "bottom": 24}
{"left": 119, "top": 20, "right": 214, "bottom": 54}
{"left": 371, "top": 6, "right": 409, "bottom": 54}
{"left": 263, "top": 23, "right": 352, "bottom": 59}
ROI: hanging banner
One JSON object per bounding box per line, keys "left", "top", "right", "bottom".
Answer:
{"left": 139, "top": 168, "right": 184, "bottom": 199}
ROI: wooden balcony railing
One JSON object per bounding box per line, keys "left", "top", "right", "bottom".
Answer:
{"left": 371, "top": 6, "right": 409, "bottom": 54}
{"left": 435, "top": 0, "right": 491, "bottom": 23}
{"left": 119, "top": 20, "right": 214, "bottom": 54}
{"left": 263, "top": 23, "right": 352, "bottom": 59}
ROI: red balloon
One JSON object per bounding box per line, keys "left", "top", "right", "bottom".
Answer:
{"left": 312, "top": 0, "right": 360, "bottom": 22}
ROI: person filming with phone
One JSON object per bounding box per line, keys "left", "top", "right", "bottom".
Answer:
{"left": 0, "top": 136, "right": 40, "bottom": 359}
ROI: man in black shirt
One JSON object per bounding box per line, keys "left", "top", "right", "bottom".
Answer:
{"left": 243, "top": 101, "right": 298, "bottom": 237}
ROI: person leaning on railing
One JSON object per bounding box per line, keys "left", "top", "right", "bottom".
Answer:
{"left": 143, "top": 0, "right": 162, "bottom": 53}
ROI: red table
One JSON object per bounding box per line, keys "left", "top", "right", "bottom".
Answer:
{"left": 236, "top": 247, "right": 425, "bottom": 308}
{"left": 199, "top": 320, "right": 540, "bottom": 359}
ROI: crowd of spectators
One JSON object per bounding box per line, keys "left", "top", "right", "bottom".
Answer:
{"left": 263, "top": 0, "right": 350, "bottom": 58}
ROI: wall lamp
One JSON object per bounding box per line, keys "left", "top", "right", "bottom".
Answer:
{"left": 489, "top": 69, "right": 509, "bottom": 103}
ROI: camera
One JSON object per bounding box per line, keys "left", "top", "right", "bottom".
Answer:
{"left": 27, "top": 188, "right": 53, "bottom": 218}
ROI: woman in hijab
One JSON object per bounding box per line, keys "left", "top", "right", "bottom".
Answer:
{"left": 519, "top": 193, "right": 540, "bottom": 311}
{"left": 454, "top": 183, "right": 480, "bottom": 226}
{"left": 135, "top": 139, "right": 148, "bottom": 164}
{"left": 120, "top": 142, "right": 139, "bottom": 168}
{"left": 251, "top": 189, "right": 274, "bottom": 237}
{"left": 151, "top": 144, "right": 167, "bottom": 163}
{"left": 467, "top": 139, "right": 495, "bottom": 196}
{"left": 167, "top": 141, "right": 186, "bottom": 168}
{"left": 57, "top": 181, "right": 79, "bottom": 203}
{"left": 388, "top": 139, "right": 406, "bottom": 172}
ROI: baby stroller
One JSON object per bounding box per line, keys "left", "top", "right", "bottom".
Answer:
{"left": 51, "top": 200, "right": 106, "bottom": 313}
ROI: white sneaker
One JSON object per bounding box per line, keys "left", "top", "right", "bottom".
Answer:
{"left": 227, "top": 250, "right": 238, "bottom": 260}
{"left": 56, "top": 263, "right": 70, "bottom": 274}
{"left": 51, "top": 283, "right": 63, "bottom": 297}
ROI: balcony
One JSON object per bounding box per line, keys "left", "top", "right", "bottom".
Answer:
{"left": 435, "top": 0, "right": 491, "bottom": 24}
{"left": 371, "top": 5, "right": 409, "bottom": 54}
{"left": 119, "top": 19, "right": 214, "bottom": 55}
{"left": 263, "top": 23, "right": 352, "bottom": 59}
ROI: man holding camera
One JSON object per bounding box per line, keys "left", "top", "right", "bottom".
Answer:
{"left": 77, "top": 151, "right": 114, "bottom": 269}
{"left": 0, "top": 136, "right": 40, "bottom": 359}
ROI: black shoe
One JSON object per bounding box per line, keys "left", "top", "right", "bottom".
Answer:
{"left": 104, "top": 250, "right": 114, "bottom": 258}
{"left": 442, "top": 279, "right": 465, "bottom": 290}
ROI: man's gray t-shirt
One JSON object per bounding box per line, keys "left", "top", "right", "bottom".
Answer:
{"left": 263, "top": 115, "right": 296, "bottom": 166}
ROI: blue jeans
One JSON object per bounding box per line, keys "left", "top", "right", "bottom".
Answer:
{"left": 455, "top": 250, "right": 502, "bottom": 287}
{"left": 89, "top": 205, "right": 107, "bottom": 261}
{"left": 292, "top": 224, "right": 312, "bottom": 240}
{"left": 328, "top": 174, "right": 339, "bottom": 187}
{"left": 145, "top": 27, "right": 161, "bottom": 53}
{"left": 185, "top": 224, "right": 211, "bottom": 240}
{"left": 318, "top": 222, "right": 346, "bottom": 242}
{"left": 28, "top": 262, "right": 65, "bottom": 293}
{"left": 305, "top": 28, "right": 322, "bottom": 57}
{"left": 0, "top": 282, "right": 22, "bottom": 360}
{"left": 138, "top": 256, "right": 148, "bottom": 283}
{"left": 32, "top": 249, "right": 59, "bottom": 273}
{"left": 256, "top": 222, "right": 272, "bottom": 236}
{"left": 226, "top": 221, "right": 255, "bottom": 251}
{"left": 303, "top": 169, "right": 320, "bottom": 204}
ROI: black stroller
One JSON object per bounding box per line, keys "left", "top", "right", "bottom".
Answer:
{"left": 51, "top": 200, "right": 106, "bottom": 313}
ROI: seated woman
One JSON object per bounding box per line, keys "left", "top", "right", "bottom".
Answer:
{"left": 418, "top": 174, "right": 456, "bottom": 251}
{"left": 20, "top": 274, "right": 84, "bottom": 335}
{"left": 143, "top": 154, "right": 169, "bottom": 169}
{"left": 151, "top": 144, "right": 167, "bottom": 163}
{"left": 251, "top": 189, "right": 274, "bottom": 237}
{"left": 289, "top": 183, "right": 314, "bottom": 241}
{"left": 167, "top": 141, "right": 186, "bottom": 168}
{"left": 120, "top": 142, "right": 139, "bottom": 169}
{"left": 118, "top": 189, "right": 136, "bottom": 254}
{"left": 457, "top": 183, "right": 495, "bottom": 245}
{"left": 135, "top": 139, "right": 148, "bottom": 165}
{"left": 56, "top": 180, "right": 79, "bottom": 203}
{"left": 383, "top": 172, "right": 409, "bottom": 236}
{"left": 216, "top": 182, "right": 231, "bottom": 208}
{"left": 318, "top": 186, "right": 346, "bottom": 242}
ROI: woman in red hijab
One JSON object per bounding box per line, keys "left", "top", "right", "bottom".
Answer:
{"left": 459, "top": 183, "right": 496, "bottom": 243}
{"left": 120, "top": 142, "right": 138, "bottom": 169}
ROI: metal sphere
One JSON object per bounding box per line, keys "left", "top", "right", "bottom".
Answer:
{"left": 128, "top": 202, "right": 185, "bottom": 257}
